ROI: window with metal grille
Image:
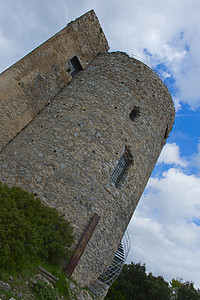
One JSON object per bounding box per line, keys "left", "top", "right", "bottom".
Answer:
{"left": 111, "top": 147, "right": 133, "bottom": 187}
{"left": 67, "top": 56, "right": 83, "bottom": 77}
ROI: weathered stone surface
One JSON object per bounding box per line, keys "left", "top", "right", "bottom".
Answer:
{"left": 0, "top": 281, "right": 11, "bottom": 291}
{"left": 0, "top": 10, "right": 109, "bottom": 151}
{"left": 0, "top": 52, "right": 175, "bottom": 287}
{"left": 89, "top": 278, "right": 109, "bottom": 299}
{"left": 77, "top": 289, "right": 93, "bottom": 300}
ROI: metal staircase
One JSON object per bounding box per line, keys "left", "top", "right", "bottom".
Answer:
{"left": 99, "top": 230, "right": 131, "bottom": 286}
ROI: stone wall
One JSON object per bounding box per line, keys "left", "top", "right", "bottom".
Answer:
{"left": 0, "top": 52, "right": 175, "bottom": 287}
{"left": 0, "top": 10, "right": 109, "bottom": 151}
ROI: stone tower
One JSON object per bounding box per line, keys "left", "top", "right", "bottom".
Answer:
{"left": 0, "top": 10, "right": 175, "bottom": 298}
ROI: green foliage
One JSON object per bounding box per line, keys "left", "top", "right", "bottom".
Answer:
{"left": 118, "top": 262, "right": 147, "bottom": 300}
{"left": 39, "top": 261, "right": 70, "bottom": 297}
{"left": 0, "top": 289, "right": 17, "bottom": 300}
{"left": 106, "top": 262, "right": 148, "bottom": 300}
{"left": 106, "top": 262, "right": 200, "bottom": 300}
{"left": 146, "top": 273, "right": 170, "bottom": 300}
{"left": 0, "top": 183, "right": 74, "bottom": 272}
{"left": 0, "top": 260, "right": 73, "bottom": 299}
{"left": 106, "top": 281, "right": 126, "bottom": 300}
{"left": 170, "top": 277, "right": 183, "bottom": 298}
{"left": 33, "top": 281, "right": 59, "bottom": 300}
{"left": 171, "top": 278, "right": 200, "bottom": 300}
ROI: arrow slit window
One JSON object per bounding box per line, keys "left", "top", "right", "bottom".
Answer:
{"left": 111, "top": 148, "right": 133, "bottom": 187}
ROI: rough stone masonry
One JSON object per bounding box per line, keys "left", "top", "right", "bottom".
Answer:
{"left": 0, "top": 10, "right": 109, "bottom": 151}
{"left": 0, "top": 10, "right": 175, "bottom": 298}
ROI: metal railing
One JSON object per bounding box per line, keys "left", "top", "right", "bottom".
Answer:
{"left": 99, "top": 230, "right": 131, "bottom": 286}
{"left": 127, "top": 53, "right": 167, "bottom": 86}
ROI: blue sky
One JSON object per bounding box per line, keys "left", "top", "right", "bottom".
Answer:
{"left": 1, "top": 0, "right": 200, "bottom": 288}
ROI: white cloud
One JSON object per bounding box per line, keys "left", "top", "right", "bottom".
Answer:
{"left": 1, "top": 0, "right": 200, "bottom": 288}
{"left": 172, "top": 97, "right": 182, "bottom": 112}
{"left": 0, "top": 0, "right": 85, "bottom": 72}
{"left": 98, "top": 0, "right": 200, "bottom": 109}
{"left": 1, "top": 0, "right": 200, "bottom": 110}
{"left": 158, "top": 143, "right": 187, "bottom": 167}
{"left": 127, "top": 167, "right": 200, "bottom": 287}
{"left": 191, "top": 141, "right": 200, "bottom": 170}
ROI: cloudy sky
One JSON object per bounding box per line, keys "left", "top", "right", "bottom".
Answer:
{"left": 1, "top": 0, "right": 200, "bottom": 288}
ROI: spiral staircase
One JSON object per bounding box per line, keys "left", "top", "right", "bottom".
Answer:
{"left": 99, "top": 230, "right": 131, "bottom": 286}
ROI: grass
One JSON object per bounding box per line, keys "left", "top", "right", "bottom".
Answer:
{"left": 0, "top": 183, "right": 75, "bottom": 299}
{"left": 0, "top": 259, "right": 73, "bottom": 299}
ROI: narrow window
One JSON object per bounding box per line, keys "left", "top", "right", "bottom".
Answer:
{"left": 164, "top": 125, "right": 168, "bottom": 139}
{"left": 111, "top": 147, "right": 133, "bottom": 187}
{"left": 67, "top": 56, "right": 83, "bottom": 77}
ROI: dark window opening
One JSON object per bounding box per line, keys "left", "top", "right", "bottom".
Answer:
{"left": 111, "top": 146, "right": 133, "bottom": 188}
{"left": 67, "top": 56, "right": 83, "bottom": 77}
{"left": 164, "top": 125, "right": 168, "bottom": 139}
{"left": 129, "top": 106, "right": 140, "bottom": 121}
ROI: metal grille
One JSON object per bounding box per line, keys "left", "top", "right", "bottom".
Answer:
{"left": 110, "top": 155, "right": 129, "bottom": 187}
{"left": 67, "top": 56, "right": 83, "bottom": 77}
{"left": 67, "top": 60, "right": 76, "bottom": 75}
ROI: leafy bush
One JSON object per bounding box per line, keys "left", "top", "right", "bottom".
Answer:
{"left": 106, "top": 262, "right": 170, "bottom": 300}
{"left": 106, "top": 262, "right": 200, "bottom": 300}
{"left": 33, "top": 281, "right": 59, "bottom": 300}
{"left": 0, "top": 183, "right": 74, "bottom": 272}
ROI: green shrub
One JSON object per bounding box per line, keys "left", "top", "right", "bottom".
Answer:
{"left": 33, "top": 281, "right": 59, "bottom": 300}
{"left": 0, "top": 183, "right": 74, "bottom": 272}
